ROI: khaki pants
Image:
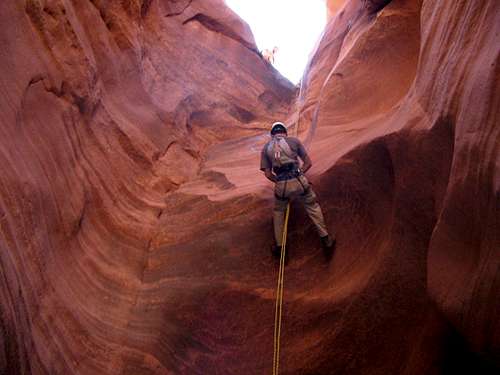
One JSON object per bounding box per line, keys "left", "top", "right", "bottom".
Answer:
{"left": 273, "top": 174, "right": 329, "bottom": 246}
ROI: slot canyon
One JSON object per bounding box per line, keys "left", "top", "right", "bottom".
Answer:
{"left": 0, "top": 0, "right": 499, "bottom": 374}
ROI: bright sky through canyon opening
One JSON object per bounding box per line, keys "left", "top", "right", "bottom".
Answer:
{"left": 225, "top": 0, "right": 327, "bottom": 84}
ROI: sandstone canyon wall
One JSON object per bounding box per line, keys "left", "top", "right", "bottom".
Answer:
{"left": 0, "top": 0, "right": 295, "bottom": 373}
{"left": 1, "top": 0, "right": 499, "bottom": 374}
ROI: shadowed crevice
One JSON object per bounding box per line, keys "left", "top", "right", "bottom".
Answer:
{"left": 164, "top": 0, "right": 193, "bottom": 17}
{"left": 364, "top": 0, "right": 392, "bottom": 13}
{"left": 182, "top": 13, "right": 261, "bottom": 57}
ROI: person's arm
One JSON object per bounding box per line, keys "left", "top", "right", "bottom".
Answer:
{"left": 301, "top": 154, "right": 312, "bottom": 173}
{"left": 260, "top": 144, "right": 276, "bottom": 182}
{"left": 263, "top": 168, "right": 277, "bottom": 183}
{"left": 294, "top": 138, "right": 312, "bottom": 173}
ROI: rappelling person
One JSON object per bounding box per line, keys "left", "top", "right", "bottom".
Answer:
{"left": 261, "top": 46, "right": 278, "bottom": 65}
{"left": 260, "top": 122, "right": 336, "bottom": 258}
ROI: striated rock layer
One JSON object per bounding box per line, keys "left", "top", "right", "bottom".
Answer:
{"left": 1, "top": 0, "right": 499, "bottom": 374}
{"left": 0, "top": 0, "right": 294, "bottom": 373}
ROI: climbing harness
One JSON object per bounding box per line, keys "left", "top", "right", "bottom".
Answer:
{"left": 272, "top": 202, "right": 290, "bottom": 375}
{"left": 275, "top": 166, "right": 301, "bottom": 181}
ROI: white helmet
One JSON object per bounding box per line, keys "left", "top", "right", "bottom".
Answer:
{"left": 270, "top": 122, "right": 287, "bottom": 135}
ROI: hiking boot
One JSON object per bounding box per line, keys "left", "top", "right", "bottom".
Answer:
{"left": 320, "top": 235, "right": 336, "bottom": 250}
{"left": 271, "top": 244, "right": 281, "bottom": 258}
{"left": 271, "top": 244, "right": 289, "bottom": 264}
{"left": 321, "top": 235, "right": 336, "bottom": 260}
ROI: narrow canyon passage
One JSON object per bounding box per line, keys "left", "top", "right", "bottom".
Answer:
{"left": 0, "top": 1, "right": 499, "bottom": 374}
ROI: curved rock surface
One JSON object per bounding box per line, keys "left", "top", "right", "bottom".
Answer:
{"left": 0, "top": 0, "right": 294, "bottom": 373}
{"left": 1, "top": 0, "right": 499, "bottom": 374}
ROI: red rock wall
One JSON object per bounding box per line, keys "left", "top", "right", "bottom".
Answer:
{"left": 293, "top": 0, "right": 500, "bottom": 372}
{"left": 0, "top": 0, "right": 294, "bottom": 374}
{"left": 326, "top": 0, "right": 347, "bottom": 20}
{"left": 421, "top": 0, "right": 500, "bottom": 360}
{"left": 0, "top": 0, "right": 498, "bottom": 374}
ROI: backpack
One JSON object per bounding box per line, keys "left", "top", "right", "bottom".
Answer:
{"left": 266, "top": 136, "right": 297, "bottom": 168}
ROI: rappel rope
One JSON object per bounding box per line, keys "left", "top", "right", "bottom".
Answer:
{"left": 272, "top": 201, "right": 290, "bottom": 375}
{"left": 272, "top": 114, "right": 302, "bottom": 375}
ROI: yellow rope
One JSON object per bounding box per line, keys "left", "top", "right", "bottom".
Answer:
{"left": 273, "top": 202, "right": 290, "bottom": 375}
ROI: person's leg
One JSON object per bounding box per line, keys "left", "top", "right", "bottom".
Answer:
{"left": 273, "top": 197, "right": 289, "bottom": 247}
{"left": 273, "top": 180, "right": 290, "bottom": 247}
{"left": 301, "top": 186, "right": 330, "bottom": 239}
{"left": 273, "top": 178, "right": 304, "bottom": 246}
